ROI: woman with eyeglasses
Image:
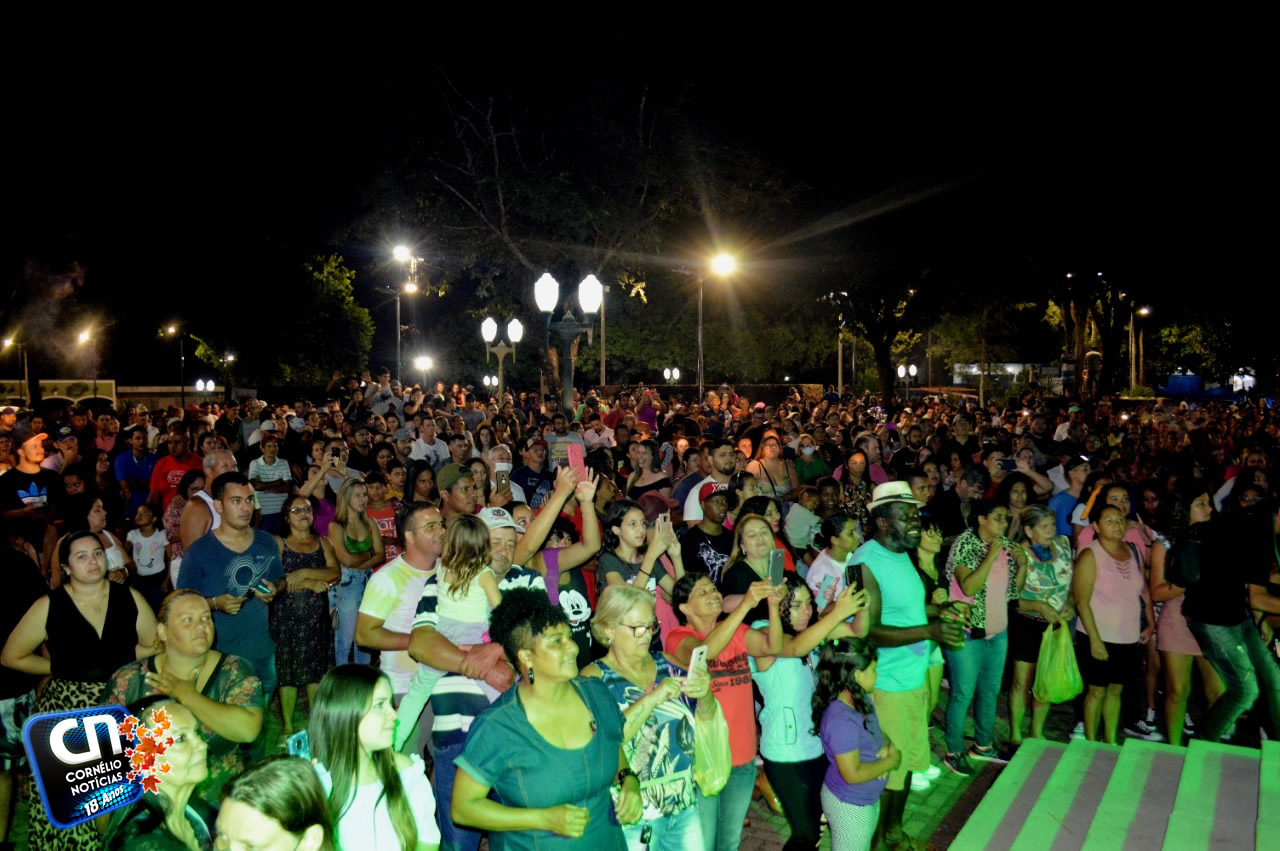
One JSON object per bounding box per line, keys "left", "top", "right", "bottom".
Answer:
{"left": 582, "top": 584, "right": 716, "bottom": 850}
{"left": 272, "top": 493, "right": 340, "bottom": 736}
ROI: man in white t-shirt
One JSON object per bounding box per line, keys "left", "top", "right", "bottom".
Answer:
{"left": 682, "top": 438, "right": 737, "bottom": 526}
{"left": 358, "top": 502, "right": 446, "bottom": 753}
{"left": 409, "top": 416, "right": 450, "bottom": 470}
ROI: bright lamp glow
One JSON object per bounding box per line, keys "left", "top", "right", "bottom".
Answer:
{"left": 897, "top": 365, "right": 906, "bottom": 378}
{"left": 909, "top": 364, "right": 917, "bottom": 377}
{"left": 2, "top": 338, "right": 12, "bottom": 348}
{"left": 535, "top": 273, "right": 560, "bottom": 313}
{"left": 225, "top": 354, "right": 236, "bottom": 363}
{"left": 1138, "top": 306, "right": 1151, "bottom": 317}
{"left": 78, "top": 329, "right": 91, "bottom": 344}
{"left": 664, "top": 368, "right": 671, "bottom": 380}
{"left": 710, "top": 253, "right": 737, "bottom": 277}
{"left": 195, "top": 380, "right": 206, "bottom": 392}
{"left": 483, "top": 376, "right": 492, "bottom": 387}
{"left": 393, "top": 245, "right": 411, "bottom": 263}
{"left": 413, "top": 356, "right": 432, "bottom": 371}
{"left": 403, "top": 281, "right": 418, "bottom": 294}
{"left": 166, "top": 325, "right": 176, "bottom": 335}
{"left": 578, "top": 275, "right": 603, "bottom": 314}
{"left": 507, "top": 318, "right": 524, "bottom": 343}
{"left": 672, "top": 367, "right": 680, "bottom": 380}
{"left": 481, "top": 317, "right": 498, "bottom": 343}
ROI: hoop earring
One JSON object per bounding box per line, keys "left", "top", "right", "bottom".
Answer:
{"left": 526, "top": 667, "right": 535, "bottom": 685}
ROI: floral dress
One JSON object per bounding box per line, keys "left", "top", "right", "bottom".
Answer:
{"left": 841, "top": 477, "right": 872, "bottom": 537}
{"left": 108, "top": 653, "right": 262, "bottom": 806}
{"left": 271, "top": 541, "right": 336, "bottom": 686}
{"left": 595, "top": 654, "right": 698, "bottom": 821}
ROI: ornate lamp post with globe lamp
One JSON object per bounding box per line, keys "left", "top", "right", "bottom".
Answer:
{"left": 481, "top": 316, "right": 523, "bottom": 403}
{"left": 535, "top": 273, "right": 602, "bottom": 412}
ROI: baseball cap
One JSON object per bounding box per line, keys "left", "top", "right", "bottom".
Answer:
{"left": 753, "top": 402, "right": 767, "bottom": 411}
{"left": 56, "top": 426, "right": 75, "bottom": 440}
{"left": 1064, "top": 454, "right": 1091, "bottom": 472}
{"left": 437, "top": 463, "right": 474, "bottom": 491}
{"left": 9, "top": 420, "right": 47, "bottom": 446}
{"left": 393, "top": 428, "right": 412, "bottom": 442}
{"left": 699, "top": 481, "right": 729, "bottom": 503}
{"left": 0, "top": 406, "right": 17, "bottom": 416}
{"left": 477, "top": 506, "right": 520, "bottom": 531}
{"left": 1068, "top": 405, "right": 1082, "bottom": 413}
{"left": 528, "top": 438, "right": 548, "bottom": 449}
{"left": 259, "top": 420, "right": 278, "bottom": 432}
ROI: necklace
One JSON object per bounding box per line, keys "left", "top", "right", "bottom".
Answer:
{"left": 68, "top": 583, "right": 109, "bottom": 615}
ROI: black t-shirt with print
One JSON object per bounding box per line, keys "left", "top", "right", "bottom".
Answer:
{"left": 680, "top": 525, "right": 733, "bottom": 583}
{"left": 0, "top": 467, "right": 65, "bottom": 547}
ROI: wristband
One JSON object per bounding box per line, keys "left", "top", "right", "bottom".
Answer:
{"left": 615, "top": 767, "right": 636, "bottom": 786}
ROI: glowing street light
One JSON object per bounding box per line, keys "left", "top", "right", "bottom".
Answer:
{"left": 695, "top": 252, "right": 738, "bottom": 402}
{"left": 78, "top": 329, "right": 91, "bottom": 345}
{"left": 390, "top": 245, "right": 426, "bottom": 381}
{"left": 537, "top": 273, "right": 603, "bottom": 410}
{"left": 2, "top": 335, "right": 29, "bottom": 403}
{"left": 481, "top": 315, "right": 523, "bottom": 401}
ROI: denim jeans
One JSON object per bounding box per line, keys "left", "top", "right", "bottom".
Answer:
{"left": 943, "top": 629, "right": 1008, "bottom": 754}
{"left": 624, "top": 802, "right": 703, "bottom": 851}
{"left": 698, "top": 760, "right": 757, "bottom": 851}
{"left": 333, "top": 567, "right": 371, "bottom": 665}
{"left": 1186, "top": 617, "right": 1280, "bottom": 742}
{"left": 435, "top": 739, "right": 482, "bottom": 851}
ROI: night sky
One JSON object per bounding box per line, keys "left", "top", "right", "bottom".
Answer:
{"left": 6, "top": 52, "right": 1263, "bottom": 388}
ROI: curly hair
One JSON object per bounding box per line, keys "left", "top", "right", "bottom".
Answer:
{"left": 489, "top": 587, "right": 570, "bottom": 673}
{"left": 811, "top": 637, "right": 878, "bottom": 736}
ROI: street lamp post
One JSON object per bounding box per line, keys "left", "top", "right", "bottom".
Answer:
{"left": 2, "top": 337, "right": 30, "bottom": 404}
{"left": 694, "top": 253, "right": 738, "bottom": 405}
{"left": 897, "top": 364, "right": 917, "bottom": 402}
{"left": 164, "top": 325, "right": 186, "bottom": 407}
{"left": 392, "top": 246, "right": 424, "bottom": 383}
{"left": 481, "top": 316, "right": 524, "bottom": 402}
{"left": 78, "top": 328, "right": 98, "bottom": 399}
{"left": 1130, "top": 306, "right": 1152, "bottom": 390}
{"left": 663, "top": 367, "right": 681, "bottom": 386}
{"left": 535, "top": 273, "right": 602, "bottom": 412}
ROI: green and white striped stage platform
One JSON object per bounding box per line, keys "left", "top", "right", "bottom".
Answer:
{"left": 951, "top": 738, "right": 1278, "bottom": 850}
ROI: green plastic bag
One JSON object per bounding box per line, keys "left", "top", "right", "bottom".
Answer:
{"left": 693, "top": 698, "right": 732, "bottom": 796}
{"left": 1032, "top": 622, "right": 1083, "bottom": 704}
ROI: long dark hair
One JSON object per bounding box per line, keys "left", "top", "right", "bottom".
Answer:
{"left": 811, "top": 637, "right": 878, "bottom": 735}
{"left": 601, "top": 499, "right": 644, "bottom": 555}
{"left": 778, "top": 573, "right": 809, "bottom": 637}
{"left": 310, "top": 665, "right": 415, "bottom": 850}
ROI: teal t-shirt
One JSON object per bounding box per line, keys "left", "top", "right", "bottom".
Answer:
{"left": 851, "top": 539, "right": 927, "bottom": 691}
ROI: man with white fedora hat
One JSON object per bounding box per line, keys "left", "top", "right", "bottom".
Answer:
{"left": 852, "top": 481, "right": 964, "bottom": 849}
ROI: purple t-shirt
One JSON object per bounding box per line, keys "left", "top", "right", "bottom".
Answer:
{"left": 820, "top": 699, "right": 886, "bottom": 806}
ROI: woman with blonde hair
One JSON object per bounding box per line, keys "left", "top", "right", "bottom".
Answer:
{"left": 582, "top": 584, "right": 714, "bottom": 849}
{"left": 746, "top": 430, "right": 799, "bottom": 507}
{"left": 329, "top": 478, "right": 384, "bottom": 665}
{"left": 435, "top": 513, "right": 510, "bottom": 698}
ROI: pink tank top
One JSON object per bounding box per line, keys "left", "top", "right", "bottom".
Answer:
{"left": 1077, "top": 539, "right": 1143, "bottom": 644}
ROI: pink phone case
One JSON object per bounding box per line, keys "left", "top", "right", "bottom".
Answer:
{"left": 567, "top": 442, "right": 585, "bottom": 474}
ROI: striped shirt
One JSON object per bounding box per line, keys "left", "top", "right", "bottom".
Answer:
{"left": 411, "top": 565, "right": 547, "bottom": 748}
{"left": 247, "top": 456, "right": 291, "bottom": 515}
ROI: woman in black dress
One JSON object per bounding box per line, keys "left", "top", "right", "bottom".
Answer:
{"left": 271, "top": 494, "right": 340, "bottom": 735}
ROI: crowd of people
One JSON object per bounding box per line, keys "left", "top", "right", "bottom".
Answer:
{"left": 0, "top": 374, "right": 1277, "bottom": 850}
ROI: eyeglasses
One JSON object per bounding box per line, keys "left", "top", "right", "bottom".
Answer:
{"left": 288, "top": 506, "right": 313, "bottom": 515}
{"left": 619, "top": 621, "right": 659, "bottom": 638}
{"left": 406, "top": 522, "right": 445, "bottom": 535}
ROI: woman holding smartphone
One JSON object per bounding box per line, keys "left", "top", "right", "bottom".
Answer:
{"left": 718, "top": 513, "right": 785, "bottom": 624}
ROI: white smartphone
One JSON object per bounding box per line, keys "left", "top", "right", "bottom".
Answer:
{"left": 689, "top": 645, "right": 708, "bottom": 673}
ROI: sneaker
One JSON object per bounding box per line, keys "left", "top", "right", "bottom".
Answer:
{"left": 920, "top": 763, "right": 942, "bottom": 781}
{"left": 1183, "top": 713, "right": 1196, "bottom": 735}
{"left": 968, "top": 744, "right": 1015, "bottom": 763}
{"left": 911, "top": 773, "right": 932, "bottom": 791}
{"left": 1070, "top": 721, "right": 1086, "bottom": 740}
{"left": 1123, "top": 718, "right": 1165, "bottom": 741}
{"left": 943, "top": 751, "right": 975, "bottom": 777}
